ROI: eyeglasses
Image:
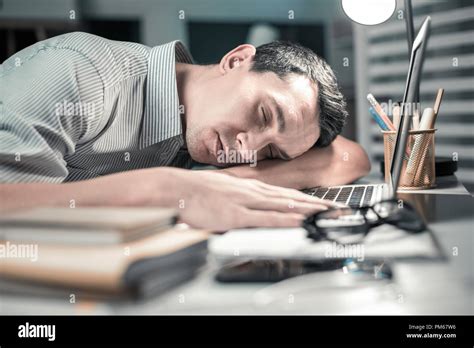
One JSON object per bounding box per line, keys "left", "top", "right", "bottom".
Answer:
{"left": 302, "top": 199, "right": 426, "bottom": 245}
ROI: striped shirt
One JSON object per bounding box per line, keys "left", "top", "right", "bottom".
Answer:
{"left": 0, "top": 32, "right": 194, "bottom": 183}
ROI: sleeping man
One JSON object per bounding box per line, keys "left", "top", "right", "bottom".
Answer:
{"left": 0, "top": 32, "right": 370, "bottom": 230}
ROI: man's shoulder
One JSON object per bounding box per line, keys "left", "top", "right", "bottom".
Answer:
{"left": 57, "top": 31, "right": 107, "bottom": 45}
{"left": 56, "top": 31, "right": 148, "bottom": 56}
{"left": 54, "top": 32, "right": 151, "bottom": 86}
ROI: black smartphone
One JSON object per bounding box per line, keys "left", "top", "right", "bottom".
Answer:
{"left": 215, "top": 259, "right": 346, "bottom": 283}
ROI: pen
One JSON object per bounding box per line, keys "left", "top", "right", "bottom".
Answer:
{"left": 367, "top": 94, "right": 395, "bottom": 131}
{"left": 369, "top": 107, "right": 389, "bottom": 130}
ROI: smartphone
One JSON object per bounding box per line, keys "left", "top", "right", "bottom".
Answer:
{"left": 215, "top": 259, "right": 346, "bottom": 283}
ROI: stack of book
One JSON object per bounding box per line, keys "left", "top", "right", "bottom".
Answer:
{"left": 0, "top": 207, "right": 209, "bottom": 300}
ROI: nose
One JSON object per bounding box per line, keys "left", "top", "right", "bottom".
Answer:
{"left": 235, "top": 131, "right": 269, "bottom": 154}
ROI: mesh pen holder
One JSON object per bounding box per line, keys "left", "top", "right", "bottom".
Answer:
{"left": 382, "top": 129, "right": 437, "bottom": 190}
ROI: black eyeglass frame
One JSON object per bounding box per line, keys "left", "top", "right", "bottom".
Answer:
{"left": 303, "top": 198, "right": 426, "bottom": 244}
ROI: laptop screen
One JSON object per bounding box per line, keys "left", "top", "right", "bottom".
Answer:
{"left": 388, "top": 16, "right": 431, "bottom": 195}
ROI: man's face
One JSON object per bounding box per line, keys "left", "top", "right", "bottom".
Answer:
{"left": 184, "top": 59, "right": 320, "bottom": 166}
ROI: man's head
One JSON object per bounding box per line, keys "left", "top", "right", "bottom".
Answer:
{"left": 183, "top": 41, "right": 348, "bottom": 166}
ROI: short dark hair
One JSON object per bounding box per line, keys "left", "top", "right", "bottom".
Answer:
{"left": 250, "top": 41, "right": 348, "bottom": 147}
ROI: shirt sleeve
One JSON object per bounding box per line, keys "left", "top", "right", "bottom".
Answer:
{"left": 0, "top": 36, "right": 104, "bottom": 183}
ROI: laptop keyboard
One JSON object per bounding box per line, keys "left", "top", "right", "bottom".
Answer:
{"left": 348, "top": 186, "right": 365, "bottom": 207}
{"left": 324, "top": 188, "right": 340, "bottom": 201}
{"left": 362, "top": 186, "right": 374, "bottom": 206}
{"left": 304, "top": 185, "right": 375, "bottom": 208}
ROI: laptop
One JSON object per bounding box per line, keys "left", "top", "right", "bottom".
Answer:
{"left": 304, "top": 16, "right": 431, "bottom": 208}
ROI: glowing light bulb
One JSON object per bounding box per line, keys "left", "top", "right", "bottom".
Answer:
{"left": 342, "top": 0, "right": 396, "bottom": 26}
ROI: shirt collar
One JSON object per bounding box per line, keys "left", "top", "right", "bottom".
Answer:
{"left": 140, "top": 41, "right": 193, "bottom": 150}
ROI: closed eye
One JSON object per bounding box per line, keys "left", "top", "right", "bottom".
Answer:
{"left": 261, "top": 106, "right": 274, "bottom": 159}
{"left": 261, "top": 106, "right": 269, "bottom": 126}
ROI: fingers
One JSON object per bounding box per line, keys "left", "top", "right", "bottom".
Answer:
{"left": 238, "top": 209, "right": 305, "bottom": 228}
{"left": 246, "top": 196, "right": 329, "bottom": 215}
{"left": 250, "top": 181, "right": 339, "bottom": 208}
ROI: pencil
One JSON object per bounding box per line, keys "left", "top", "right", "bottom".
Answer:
{"left": 392, "top": 104, "right": 401, "bottom": 130}
{"left": 432, "top": 88, "right": 444, "bottom": 127}
{"left": 412, "top": 108, "right": 420, "bottom": 130}
{"left": 367, "top": 94, "right": 395, "bottom": 131}
{"left": 369, "top": 107, "right": 389, "bottom": 130}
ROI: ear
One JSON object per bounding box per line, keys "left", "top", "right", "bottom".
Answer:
{"left": 219, "top": 44, "right": 256, "bottom": 74}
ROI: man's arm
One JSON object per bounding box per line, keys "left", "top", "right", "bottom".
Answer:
{"left": 221, "top": 136, "right": 371, "bottom": 190}
{"left": 0, "top": 167, "right": 338, "bottom": 230}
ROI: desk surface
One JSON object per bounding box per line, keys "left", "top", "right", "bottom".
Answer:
{"left": 1, "top": 176, "right": 473, "bottom": 315}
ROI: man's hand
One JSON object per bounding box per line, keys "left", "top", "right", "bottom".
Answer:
{"left": 170, "top": 170, "right": 338, "bottom": 230}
